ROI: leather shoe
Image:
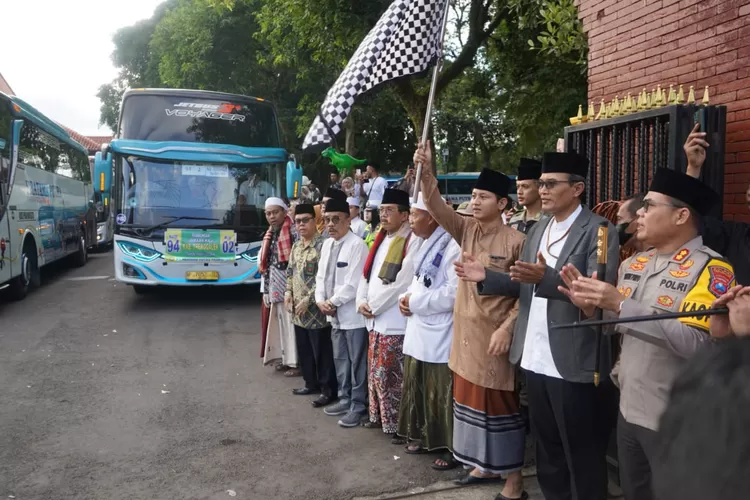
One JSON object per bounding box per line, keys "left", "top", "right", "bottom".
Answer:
{"left": 311, "top": 395, "right": 335, "bottom": 408}
{"left": 292, "top": 387, "right": 319, "bottom": 396}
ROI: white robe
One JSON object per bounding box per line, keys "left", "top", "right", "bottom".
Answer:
{"left": 263, "top": 302, "right": 298, "bottom": 367}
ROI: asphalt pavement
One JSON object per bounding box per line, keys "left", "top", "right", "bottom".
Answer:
{"left": 0, "top": 251, "right": 477, "bottom": 500}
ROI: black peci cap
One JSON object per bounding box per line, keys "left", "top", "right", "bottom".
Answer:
{"left": 517, "top": 158, "right": 542, "bottom": 181}
{"left": 542, "top": 152, "right": 589, "bottom": 178}
{"left": 649, "top": 168, "right": 719, "bottom": 216}
{"left": 325, "top": 198, "right": 350, "bottom": 214}
{"left": 381, "top": 188, "right": 410, "bottom": 207}
{"left": 474, "top": 168, "right": 511, "bottom": 197}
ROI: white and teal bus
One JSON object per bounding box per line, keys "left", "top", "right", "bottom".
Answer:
{"left": 0, "top": 92, "right": 95, "bottom": 300}
{"left": 93, "top": 88, "right": 302, "bottom": 294}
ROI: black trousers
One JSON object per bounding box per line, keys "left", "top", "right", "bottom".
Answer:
{"left": 617, "top": 413, "right": 657, "bottom": 500}
{"left": 294, "top": 325, "right": 337, "bottom": 397}
{"left": 525, "top": 371, "right": 609, "bottom": 500}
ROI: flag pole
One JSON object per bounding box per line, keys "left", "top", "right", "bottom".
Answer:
{"left": 411, "top": 0, "right": 451, "bottom": 204}
{"left": 550, "top": 307, "right": 729, "bottom": 330}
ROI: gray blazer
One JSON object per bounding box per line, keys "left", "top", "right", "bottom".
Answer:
{"left": 479, "top": 206, "right": 620, "bottom": 383}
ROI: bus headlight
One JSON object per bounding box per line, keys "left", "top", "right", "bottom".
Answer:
{"left": 117, "top": 241, "right": 162, "bottom": 263}
{"left": 240, "top": 246, "right": 260, "bottom": 263}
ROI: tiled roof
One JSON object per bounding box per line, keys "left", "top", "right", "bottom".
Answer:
{"left": 0, "top": 72, "right": 14, "bottom": 95}
{"left": 59, "top": 125, "right": 102, "bottom": 153}
{"left": 85, "top": 136, "right": 114, "bottom": 147}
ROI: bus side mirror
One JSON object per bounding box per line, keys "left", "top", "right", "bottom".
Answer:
{"left": 286, "top": 159, "right": 303, "bottom": 200}
{"left": 94, "top": 151, "right": 112, "bottom": 195}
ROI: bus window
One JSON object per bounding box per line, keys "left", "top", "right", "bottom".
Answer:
{"left": 119, "top": 94, "right": 280, "bottom": 148}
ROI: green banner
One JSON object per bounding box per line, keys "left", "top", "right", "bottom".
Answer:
{"left": 164, "top": 229, "right": 237, "bottom": 262}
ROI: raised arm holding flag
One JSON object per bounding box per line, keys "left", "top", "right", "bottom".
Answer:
{"left": 303, "top": 0, "right": 451, "bottom": 205}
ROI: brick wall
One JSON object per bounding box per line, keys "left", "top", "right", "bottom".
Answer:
{"left": 576, "top": 0, "right": 750, "bottom": 222}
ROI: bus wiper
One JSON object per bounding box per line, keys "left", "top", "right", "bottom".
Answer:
{"left": 142, "top": 216, "right": 221, "bottom": 233}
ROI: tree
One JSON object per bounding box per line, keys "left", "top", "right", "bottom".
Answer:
{"left": 253, "top": 0, "right": 507, "bottom": 150}
{"left": 96, "top": 1, "right": 176, "bottom": 130}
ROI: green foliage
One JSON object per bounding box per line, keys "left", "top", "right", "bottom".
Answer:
{"left": 97, "top": 0, "right": 589, "bottom": 179}
{"left": 523, "top": 0, "right": 587, "bottom": 68}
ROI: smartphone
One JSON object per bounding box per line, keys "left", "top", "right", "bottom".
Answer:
{"left": 694, "top": 108, "right": 707, "bottom": 135}
{"left": 356, "top": 168, "right": 362, "bottom": 176}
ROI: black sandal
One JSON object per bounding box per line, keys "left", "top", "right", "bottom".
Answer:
{"left": 431, "top": 454, "right": 458, "bottom": 471}
{"left": 391, "top": 433, "right": 407, "bottom": 445}
{"left": 361, "top": 421, "right": 381, "bottom": 429}
{"left": 404, "top": 443, "right": 427, "bottom": 454}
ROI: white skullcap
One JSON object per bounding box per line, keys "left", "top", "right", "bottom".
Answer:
{"left": 347, "top": 197, "right": 360, "bottom": 207}
{"left": 302, "top": 175, "right": 311, "bottom": 186}
{"left": 265, "top": 197, "right": 288, "bottom": 211}
{"left": 411, "top": 192, "right": 442, "bottom": 211}
{"left": 365, "top": 200, "right": 381, "bottom": 210}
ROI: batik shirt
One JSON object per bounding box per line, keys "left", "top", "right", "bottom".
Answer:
{"left": 285, "top": 234, "right": 328, "bottom": 329}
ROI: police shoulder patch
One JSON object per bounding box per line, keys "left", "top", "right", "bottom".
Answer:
{"left": 673, "top": 248, "right": 690, "bottom": 262}
{"left": 678, "top": 259, "right": 736, "bottom": 331}
{"left": 708, "top": 264, "right": 734, "bottom": 298}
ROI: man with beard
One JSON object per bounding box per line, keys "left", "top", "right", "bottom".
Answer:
{"left": 261, "top": 197, "right": 300, "bottom": 377}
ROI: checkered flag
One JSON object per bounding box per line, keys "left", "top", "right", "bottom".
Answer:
{"left": 302, "top": 0, "right": 449, "bottom": 150}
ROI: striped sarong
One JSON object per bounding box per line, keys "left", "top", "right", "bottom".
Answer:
{"left": 452, "top": 373, "right": 525, "bottom": 474}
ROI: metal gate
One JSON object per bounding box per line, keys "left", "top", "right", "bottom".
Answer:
{"left": 564, "top": 104, "right": 727, "bottom": 217}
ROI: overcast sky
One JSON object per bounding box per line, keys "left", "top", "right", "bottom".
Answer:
{"left": 2, "top": 0, "right": 165, "bottom": 136}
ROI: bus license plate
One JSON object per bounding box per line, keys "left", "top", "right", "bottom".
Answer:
{"left": 186, "top": 271, "right": 219, "bottom": 281}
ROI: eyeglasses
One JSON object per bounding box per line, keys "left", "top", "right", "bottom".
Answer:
{"left": 379, "top": 207, "right": 401, "bottom": 217}
{"left": 537, "top": 179, "right": 580, "bottom": 190}
{"left": 640, "top": 199, "right": 681, "bottom": 213}
{"left": 324, "top": 216, "right": 342, "bottom": 225}
{"left": 295, "top": 217, "right": 314, "bottom": 225}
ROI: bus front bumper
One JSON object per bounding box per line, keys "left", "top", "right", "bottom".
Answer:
{"left": 113, "top": 237, "right": 261, "bottom": 286}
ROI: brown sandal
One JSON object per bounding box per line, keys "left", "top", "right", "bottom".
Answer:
{"left": 275, "top": 363, "right": 290, "bottom": 372}
{"left": 283, "top": 368, "right": 301, "bottom": 377}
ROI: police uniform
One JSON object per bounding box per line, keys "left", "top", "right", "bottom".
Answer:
{"left": 508, "top": 208, "right": 543, "bottom": 234}
{"left": 610, "top": 168, "right": 735, "bottom": 500}
{"left": 507, "top": 158, "right": 543, "bottom": 235}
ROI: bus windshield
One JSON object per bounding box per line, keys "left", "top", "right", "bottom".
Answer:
{"left": 119, "top": 94, "right": 280, "bottom": 148}
{"left": 118, "top": 156, "right": 284, "bottom": 241}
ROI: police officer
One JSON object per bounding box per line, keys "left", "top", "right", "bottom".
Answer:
{"left": 507, "top": 158, "right": 543, "bottom": 234}
{"left": 559, "top": 167, "right": 736, "bottom": 500}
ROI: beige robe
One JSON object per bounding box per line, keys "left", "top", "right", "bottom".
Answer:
{"left": 423, "top": 175, "right": 525, "bottom": 391}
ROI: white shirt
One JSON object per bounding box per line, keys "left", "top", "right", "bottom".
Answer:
{"left": 521, "top": 204, "right": 583, "bottom": 379}
{"left": 350, "top": 217, "right": 367, "bottom": 238}
{"left": 315, "top": 231, "right": 369, "bottom": 330}
{"left": 363, "top": 176, "right": 388, "bottom": 204}
{"left": 400, "top": 230, "right": 460, "bottom": 363}
{"left": 356, "top": 230, "right": 422, "bottom": 335}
